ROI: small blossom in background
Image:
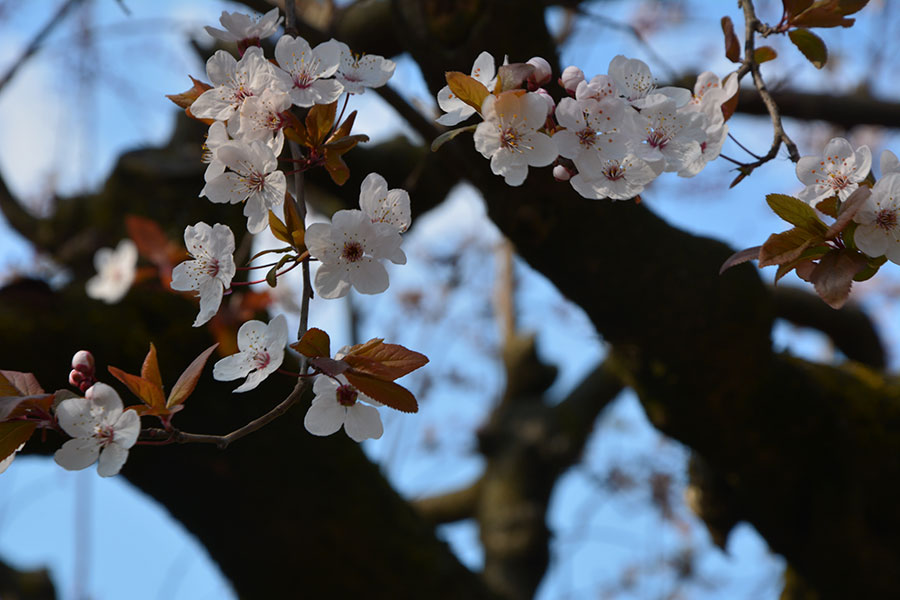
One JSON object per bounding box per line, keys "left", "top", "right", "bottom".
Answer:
{"left": 69, "top": 350, "right": 97, "bottom": 393}
{"left": 436, "top": 51, "right": 497, "bottom": 126}
{"left": 201, "top": 140, "right": 286, "bottom": 234}
{"left": 86, "top": 239, "right": 137, "bottom": 304}
{"left": 204, "top": 8, "right": 282, "bottom": 45}
{"left": 559, "top": 65, "right": 585, "bottom": 96}
{"left": 171, "top": 222, "right": 236, "bottom": 327}
{"left": 881, "top": 149, "right": 900, "bottom": 176}
{"left": 473, "top": 90, "right": 557, "bottom": 186}
{"left": 334, "top": 41, "right": 395, "bottom": 94}
{"left": 304, "top": 375, "right": 383, "bottom": 442}
{"left": 796, "top": 137, "right": 872, "bottom": 206}
{"left": 306, "top": 209, "right": 404, "bottom": 298}
{"left": 54, "top": 383, "right": 140, "bottom": 478}
{"left": 853, "top": 173, "right": 900, "bottom": 264}
{"left": 213, "top": 314, "right": 288, "bottom": 392}
{"left": 273, "top": 35, "right": 344, "bottom": 108}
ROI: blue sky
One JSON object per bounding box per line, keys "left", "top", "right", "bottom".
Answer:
{"left": 1, "top": 1, "right": 897, "bottom": 598}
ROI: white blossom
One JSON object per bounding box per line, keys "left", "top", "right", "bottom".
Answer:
{"left": 796, "top": 137, "right": 872, "bottom": 206}
{"left": 881, "top": 149, "right": 900, "bottom": 177}
{"left": 853, "top": 173, "right": 900, "bottom": 264}
{"left": 190, "top": 47, "right": 286, "bottom": 123}
{"left": 473, "top": 91, "right": 557, "bottom": 186}
{"left": 677, "top": 72, "right": 738, "bottom": 177}
{"left": 171, "top": 223, "right": 236, "bottom": 327}
{"left": 304, "top": 375, "right": 383, "bottom": 442}
{"left": 359, "top": 172, "right": 411, "bottom": 237}
{"left": 202, "top": 121, "right": 230, "bottom": 182}
{"left": 569, "top": 154, "right": 661, "bottom": 200}
{"left": 201, "top": 140, "right": 286, "bottom": 234}
{"left": 274, "top": 36, "right": 344, "bottom": 107}
{"left": 204, "top": 8, "right": 282, "bottom": 44}
{"left": 236, "top": 87, "right": 292, "bottom": 152}
{"left": 626, "top": 93, "right": 706, "bottom": 173}
{"left": 54, "top": 383, "right": 140, "bottom": 477}
{"left": 553, "top": 96, "right": 630, "bottom": 174}
{"left": 213, "top": 314, "right": 288, "bottom": 393}
{"left": 86, "top": 239, "right": 137, "bottom": 304}
{"left": 607, "top": 55, "right": 691, "bottom": 108}
{"left": 436, "top": 51, "right": 497, "bottom": 126}
{"left": 306, "top": 209, "right": 403, "bottom": 298}
{"left": 334, "top": 41, "right": 395, "bottom": 94}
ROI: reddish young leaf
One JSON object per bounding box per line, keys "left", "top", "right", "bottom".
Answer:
{"left": 329, "top": 110, "right": 357, "bottom": 143}
{"left": 719, "top": 246, "right": 762, "bottom": 274}
{"left": 773, "top": 245, "right": 830, "bottom": 284}
{"left": 759, "top": 228, "right": 818, "bottom": 267}
{"left": 108, "top": 366, "right": 166, "bottom": 410}
{"left": 0, "top": 371, "right": 52, "bottom": 421}
{"left": 268, "top": 210, "right": 293, "bottom": 245}
{"left": 142, "top": 343, "right": 164, "bottom": 391}
{"left": 306, "top": 101, "right": 337, "bottom": 147}
{"left": 292, "top": 328, "right": 331, "bottom": 358}
{"left": 495, "top": 63, "right": 535, "bottom": 93}
{"left": 0, "top": 421, "right": 35, "bottom": 463}
{"left": 445, "top": 71, "right": 490, "bottom": 113}
{"left": 309, "top": 357, "right": 350, "bottom": 378}
{"left": 783, "top": 0, "right": 815, "bottom": 20}
{"left": 753, "top": 46, "right": 778, "bottom": 64}
{"left": 810, "top": 249, "right": 868, "bottom": 308}
{"left": 825, "top": 186, "right": 869, "bottom": 239}
{"left": 721, "top": 16, "right": 742, "bottom": 63}
{"left": 283, "top": 194, "right": 306, "bottom": 251}
{"left": 342, "top": 339, "right": 429, "bottom": 381}
{"left": 165, "top": 76, "right": 212, "bottom": 110}
{"left": 344, "top": 371, "right": 418, "bottom": 413}
{"left": 126, "top": 215, "right": 180, "bottom": 269}
{"left": 167, "top": 343, "right": 218, "bottom": 409}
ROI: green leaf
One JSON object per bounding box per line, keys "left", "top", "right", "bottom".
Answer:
{"left": 791, "top": 0, "right": 861, "bottom": 27}
{"left": 766, "top": 194, "right": 828, "bottom": 235}
{"left": 431, "top": 124, "right": 478, "bottom": 152}
{"left": 789, "top": 28, "right": 828, "bottom": 68}
{"left": 247, "top": 246, "right": 293, "bottom": 263}
{"left": 721, "top": 16, "right": 741, "bottom": 63}
{"left": 265, "top": 265, "right": 279, "bottom": 288}
{"left": 268, "top": 211, "right": 292, "bottom": 245}
{"left": 283, "top": 195, "right": 305, "bottom": 251}
{"left": 445, "top": 71, "right": 489, "bottom": 113}
{"left": 0, "top": 421, "right": 35, "bottom": 464}
{"left": 167, "top": 343, "right": 218, "bottom": 409}
{"left": 292, "top": 328, "right": 331, "bottom": 358}
{"left": 754, "top": 46, "right": 778, "bottom": 64}
{"left": 343, "top": 371, "right": 418, "bottom": 413}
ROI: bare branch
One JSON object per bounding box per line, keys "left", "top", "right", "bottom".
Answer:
{"left": 413, "top": 477, "right": 484, "bottom": 524}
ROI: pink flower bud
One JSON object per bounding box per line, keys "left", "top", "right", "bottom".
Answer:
{"left": 559, "top": 66, "right": 585, "bottom": 96}
{"left": 553, "top": 165, "right": 572, "bottom": 182}
{"left": 72, "top": 350, "right": 95, "bottom": 373}
{"left": 526, "top": 56, "right": 552, "bottom": 88}
{"left": 533, "top": 88, "right": 556, "bottom": 117}
{"left": 69, "top": 370, "right": 85, "bottom": 387}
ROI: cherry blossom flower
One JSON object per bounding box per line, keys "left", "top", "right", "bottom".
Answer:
{"left": 171, "top": 222, "right": 236, "bottom": 327}
{"left": 190, "top": 47, "right": 285, "bottom": 123}
{"left": 202, "top": 121, "right": 230, "bottom": 183}
{"left": 676, "top": 72, "right": 737, "bottom": 177}
{"left": 54, "top": 383, "right": 140, "bottom": 477}
{"left": 607, "top": 55, "right": 691, "bottom": 108}
{"left": 796, "top": 137, "right": 871, "bottom": 206}
{"left": 359, "top": 172, "right": 411, "bottom": 234}
{"left": 526, "top": 56, "right": 552, "bottom": 88}
{"left": 213, "top": 314, "right": 288, "bottom": 393}
{"left": 236, "top": 87, "right": 292, "bottom": 152}
{"left": 569, "top": 154, "right": 661, "bottom": 200}
{"left": 436, "top": 51, "right": 497, "bottom": 126}
{"left": 627, "top": 94, "right": 706, "bottom": 173}
{"left": 0, "top": 443, "right": 24, "bottom": 475}
{"left": 334, "top": 42, "right": 395, "bottom": 94}
{"left": 559, "top": 66, "right": 585, "bottom": 96}
{"left": 575, "top": 74, "right": 618, "bottom": 102}
{"left": 86, "top": 239, "right": 137, "bottom": 304}
{"left": 473, "top": 90, "right": 557, "bottom": 186}
{"left": 306, "top": 209, "right": 404, "bottom": 298}
{"left": 853, "top": 173, "right": 900, "bottom": 264}
{"left": 273, "top": 35, "right": 344, "bottom": 107}
{"left": 204, "top": 8, "right": 282, "bottom": 45}
{"left": 201, "top": 140, "right": 286, "bottom": 234}
{"left": 303, "top": 375, "right": 383, "bottom": 442}
{"left": 553, "top": 96, "right": 629, "bottom": 174}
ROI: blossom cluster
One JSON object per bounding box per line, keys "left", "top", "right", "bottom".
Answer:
{"left": 437, "top": 53, "right": 737, "bottom": 199}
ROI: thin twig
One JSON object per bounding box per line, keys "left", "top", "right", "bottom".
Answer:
{"left": 0, "top": 0, "right": 84, "bottom": 95}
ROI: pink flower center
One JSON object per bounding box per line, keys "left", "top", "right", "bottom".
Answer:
{"left": 603, "top": 162, "right": 625, "bottom": 181}
{"left": 95, "top": 424, "right": 115, "bottom": 448}
{"left": 246, "top": 171, "right": 268, "bottom": 193}
{"left": 293, "top": 70, "right": 314, "bottom": 90}
{"left": 254, "top": 351, "right": 271, "bottom": 370}
{"left": 876, "top": 208, "right": 898, "bottom": 232}
{"left": 342, "top": 241, "right": 364, "bottom": 262}
{"left": 500, "top": 126, "right": 521, "bottom": 151}
{"left": 234, "top": 85, "right": 253, "bottom": 102}
{"left": 577, "top": 127, "right": 596, "bottom": 148}
{"left": 336, "top": 384, "right": 358, "bottom": 406}
{"left": 205, "top": 258, "right": 220, "bottom": 277}
{"left": 829, "top": 172, "right": 851, "bottom": 191}
{"left": 646, "top": 129, "right": 669, "bottom": 150}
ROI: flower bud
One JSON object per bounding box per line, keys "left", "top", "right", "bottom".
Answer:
{"left": 68, "top": 370, "right": 85, "bottom": 388}
{"left": 71, "top": 350, "right": 95, "bottom": 374}
{"left": 553, "top": 164, "right": 572, "bottom": 182}
{"left": 559, "top": 66, "right": 585, "bottom": 96}
{"left": 533, "top": 88, "right": 556, "bottom": 117}
{"left": 526, "top": 56, "right": 552, "bottom": 88}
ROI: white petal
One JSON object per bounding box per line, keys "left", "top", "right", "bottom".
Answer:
{"left": 55, "top": 396, "right": 96, "bottom": 438}
{"left": 304, "top": 398, "right": 346, "bottom": 436}
{"left": 113, "top": 409, "right": 141, "bottom": 449}
{"left": 349, "top": 258, "right": 389, "bottom": 294}
{"left": 314, "top": 263, "right": 352, "bottom": 299}
{"left": 344, "top": 403, "right": 383, "bottom": 442}
{"left": 97, "top": 444, "right": 129, "bottom": 477}
{"left": 55, "top": 438, "right": 101, "bottom": 471}
{"left": 213, "top": 353, "right": 253, "bottom": 382}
